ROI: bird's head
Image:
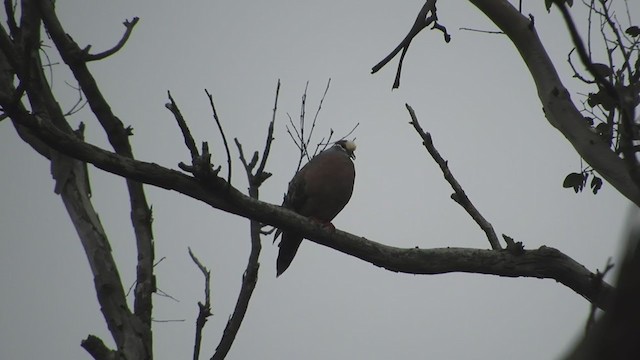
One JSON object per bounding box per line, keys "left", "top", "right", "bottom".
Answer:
{"left": 335, "top": 139, "right": 356, "bottom": 160}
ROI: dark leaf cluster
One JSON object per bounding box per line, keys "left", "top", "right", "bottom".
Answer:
{"left": 563, "top": 171, "right": 603, "bottom": 194}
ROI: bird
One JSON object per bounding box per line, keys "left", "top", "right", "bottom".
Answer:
{"left": 276, "top": 139, "right": 356, "bottom": 276}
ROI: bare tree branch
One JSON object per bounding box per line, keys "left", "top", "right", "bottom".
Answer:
{"left": 188, "top": 248, "right": 212, "bottom": 360}
{"left": 3, "top": 0, "right": 19, "bottom": 38}
{"left": 406, "top": 104, "right": 502, "bottom": 250}
{"left": 83, "top": 17, "right": 140, "bottom": 62}
{"left": 81, "top": 335, "right": 117, "bottom": 360}
{"left": 372, "top": 0, "right": 450, "bottom": 89}
{"left": 8, "top": 107, "right": 615, "bottom": 311}
{"left": 554, "top": 1, "right": 640, "bottom": 191}
{"left": 166, "top": 91, "right": 199, "bottom": 160}
{"left": 206, "top": 89, "right": 233, "bottom": 187}
{"left": 6, "top": 1, "right": 155, "bottom": 358}
{"left": 467, "top": 0, "right": 640, "bottom": 205}
{"left": 255, "top": 79, "right": 280, "bottom": 177}
{"left": 211, "top": 108, "right": 277, "bottom": 358}
{"left": 286, "top": 80, "right": 336, "bottom": 170}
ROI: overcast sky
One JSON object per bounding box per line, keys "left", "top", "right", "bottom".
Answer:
{"left": 1, "top": 1, "right": 638, "bottom": 359}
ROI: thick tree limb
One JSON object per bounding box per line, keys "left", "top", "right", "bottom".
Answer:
{"left": 9, "top": 107, "right": 614, "bottom": 311}
{"left": 37, "top": 0, "right": 156, "bottom": 334}
{"left": 81, "top": 335, "right": 117, "bottom": 360}
{"left": 55, "top": 132, "right": 147, "bottom": 360}
{"left": 565, "top": 227, "right": 640, "bottom": 360}
{"left": 0, "top": 3, "right": 149, "bottom": 357}
{"left": 554, "top": 2, "right": 640, "bottom": 189}
{"left": 467, "top": 0, "right": 640, "bottom": 206}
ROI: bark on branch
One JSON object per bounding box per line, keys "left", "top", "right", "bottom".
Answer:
{"left": 37, "top": 0, "right": 156, "bottom": 332}
{"left": 8, "top": 106, "right": 615, "bottom": 311}
{"left": 467, "top": 0, "right": 640, "bottom": 205}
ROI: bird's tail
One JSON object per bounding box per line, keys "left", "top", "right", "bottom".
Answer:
{"left": 276, "top": 233, "right": 303, "bottom": 277}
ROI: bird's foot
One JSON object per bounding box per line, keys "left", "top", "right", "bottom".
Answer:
{"left": 310, "top": 217, "right": 335, "bottom": 231}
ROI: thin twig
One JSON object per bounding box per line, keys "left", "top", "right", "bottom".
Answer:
{"left": 299, "top": 82, "right": 309, "bottom": 161}
{"left": 555, "top": 3, "right": 617, "bottom": 101}
{"left": 567, "top": 48, "right": 596, "bottom": 84}
{"left": 63, "top": 81, "right": 88, "bottom": 116}
{"left": 84, "top": 17, "right": 140, "bottom": 61}
{"left": 340, "top": 123, "right": 360, "bottom": 142}
{"left": 255, "top": 79, "right": 280, "bottom": 177}
{"left": 405, "top": 104, "right": 502, "bottom": 250}
{"left": 189, "top": 247, "right": 212, "bottom": 360}
{"left": 599, "top": 0, "right": 632, "bottom": 79}
{"left": 459, "top": 27, "right": 504, "bottom": 35}
{"left": 307, "top": 78, "right": 331, "bottom": 157}
{"left": 166, "top": 91, "right": 199, "bottom": 160}
{"left": 286, "top": 80, "right": 339, "bottom": 170}
{"left": 371, "top": 0, "right": 450, "bottom": 89}
{"left": 205, "top": 89, "right": 232, "bottom": 187}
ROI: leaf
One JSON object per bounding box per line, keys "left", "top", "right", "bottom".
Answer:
{"left": 592, "top": 63, "right": 613, "bottom": 77}
{"left": 626, "top": 26, "right": 640, "bottom": 37}
{"left": 587, "top": 90, "right": 616, "bottom": 111}
{"left": 591, "top": 176, "right": 603, "bottom": 194}
{"left": 595, "top": 122, "right": 612, "bottom": 142}
{"left": 545, "top": 0, "right": 554, "bottom": 12}
{"left": 563, "top": 172, "right": 586, "bottom": 193}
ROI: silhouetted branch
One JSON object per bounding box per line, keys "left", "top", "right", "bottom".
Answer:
{"left": 9, "top": 108, "right": 615, "bottom": 311}
{"left": 38, "top": 0, "right": 156, "bottom": 331}
{"left": 81, "top": 335, "right": 116, "bottom": 360}
{"left": 555, "top": 3, "right": 617, "bottom": 106}
{"left": 211, "top": 155, "right": 262, "bottom": 358}
{"left": 286, "top": 80, "right": 336, "bottom": 171}
{"left": 188, "top": 248, "right": 212, "bottom": 360}
{"left": 255, "top": 79, "right": 280, "bottom": 178}
{"left": 307, "top": 78, "right": 331, "bottom": 157}
{"left": 372, "top": 0, "right": 450, "bottom": 89}
{"left": 166, "top": 91, "right": 199, "bottom": 160}
{"left": 459, "top": 27, "right": 504, "bottom": 35}
{"left": 468, "top": 0, "right": 640, "bottom": 205}
{"left": 554, "top": 1, "right": 640, "bottom": 192}
{"left": 406, "top": 104, "right": 502, "bottom": 250}
{"left": 206, "top": 89, "right": 232, "bottom": 187}
{"left": 212, "top": 97, "right": 276, "bottom": 358}
{"left": 84, "top": 17, "right": 139, "bottom": 62}
{"left": 3, "top": 0, "right": 18, "bottom": 38}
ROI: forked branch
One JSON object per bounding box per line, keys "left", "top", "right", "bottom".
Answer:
{"left": 9, "top": 107, "right": 615, "bottom": 311}
{"left": 372, "top": 0, "right": 451, "bottom": 88}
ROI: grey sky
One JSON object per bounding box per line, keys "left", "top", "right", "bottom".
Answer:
{"left": 1, "top": 1, "right": 637, "bottom": 359}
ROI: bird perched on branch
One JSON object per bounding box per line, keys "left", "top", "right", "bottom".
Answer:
{"left": 276, "top": 139, "right": 357, "bottom": 276}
